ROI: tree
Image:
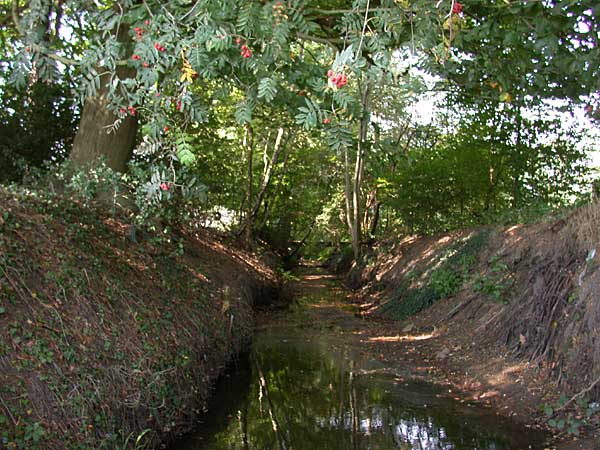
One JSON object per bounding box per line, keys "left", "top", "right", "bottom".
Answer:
{"left": 6, "top": 0, "right": 598, "bottom": 257}
{"left": 0, "top": 79, "right": 77, "bottom": 182}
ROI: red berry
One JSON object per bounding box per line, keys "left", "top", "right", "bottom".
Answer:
{"left": 119, "top": 108, "right": 126, "bottom": 114}
{"left": 134, "top": 27, "right": 142, "bottom": 32}
{"left": 145, "top": 20, "right": 150, "bottom": 26}
{"left": 323, "top": 117, "right": 331, "bottom": 124}
{"left": 176, "top": 101, "right": 182, "bottom": 111}
{"left": 132, "top": 54, "right": 140, "bottom": 60}
{"left": 452, "top": 2, "right": 463, "bottom": 14}
{"left": 143, "top": 61, "right": 149, "bottom": 67}
{"left": 327, "top": 69, "right": 333, "bottom": 77}
{"left": 236, "top": 37, "right": 242, "bottom": 44}
{"left": 164, "top": 126, "right": 170, "bottom": 132}
{"left": 159, "top": 182, "right": 169, "bottom": 191}
{"left": 127, "top": 106, "right": 136, "bottom": 116}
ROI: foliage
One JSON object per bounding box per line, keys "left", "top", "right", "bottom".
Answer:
{"left": 0, "top": 0, "right": 598, "bottom": 255}
{"left": 0, "top": 80, "right": 77, "bottom": 183}
{"left": 541, "top": 395, "right": 600, "bottom": 437}
{"left": 473, "top": 254, "right": 515, "bottom": 304}
{"left": 380, "top": 229, "right": 488, "bottom": 320}
{"left": 29, "top": 158, "right": 208, "bottom": 231}
{"left": 439, "top": 0, "right": 600, "bottom": 117}
{"left": 376, "top": 99, "right": 592, "bottom": 235}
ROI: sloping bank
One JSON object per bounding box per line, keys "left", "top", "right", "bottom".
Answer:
{"left": 352, "top": 201, "right": 600, "bottom": 441}
{"left": 0, "top": 187, "right": 279, "bottom": 449}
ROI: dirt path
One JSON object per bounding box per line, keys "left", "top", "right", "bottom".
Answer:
{"left": 258, "top": 265, "right": 599, "bottom": 450}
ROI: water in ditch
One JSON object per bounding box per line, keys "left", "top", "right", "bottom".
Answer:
{"left": 173, "top": 329, "right": 548, "bottom": 450}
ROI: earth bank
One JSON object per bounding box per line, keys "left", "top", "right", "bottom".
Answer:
{"left": 349, "top": 200, "right": 600, "bottom": 448}
{"left": 0, "top": 187, "right": 278, "bottom": 449}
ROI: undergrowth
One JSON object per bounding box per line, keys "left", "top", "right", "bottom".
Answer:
{"left": 0, "top": 185, "right": 269, "bottom": 449}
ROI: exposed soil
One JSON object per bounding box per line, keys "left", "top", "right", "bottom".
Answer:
{"left": 263, "top": 265, "right": 600, "bottom": 450}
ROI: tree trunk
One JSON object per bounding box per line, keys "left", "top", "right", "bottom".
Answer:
{"left": 344, "top": 81, "right": 371, "bottom": 262}
{"left": 69, "top": 72, "right": 137, "bottom": 172}
{"left": 250, "top": 127, "right": 286, "bottom": 222}
{"left": 244, "top": 123, "right": 254, "bottom": 248}
{"left": 70, "top": 23, "right": 137, "bottom": 173}
{"left": 343, "top": 146, "right": 356, "bottom": 256}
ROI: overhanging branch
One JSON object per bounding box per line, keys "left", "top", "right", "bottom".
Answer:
{"left": 296, "top": 32, "right": 343, "bottom": 48}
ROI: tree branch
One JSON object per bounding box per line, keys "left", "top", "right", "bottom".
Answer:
{"left": 553, "top": 374, "right": 600, "bottom": 416}
{"left": 296, "top": 32, "right": 343, "bottom": 48}
{"left": 11, "top": 0, "right": 24, "bottom": 35}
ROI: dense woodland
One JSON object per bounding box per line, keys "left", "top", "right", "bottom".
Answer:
{"left": 0, "top": 0, "right": 598, "bottom": 259}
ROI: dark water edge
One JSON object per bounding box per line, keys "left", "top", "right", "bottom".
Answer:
{"left": 172, "top": 331, "right": 549, "bottom": 450}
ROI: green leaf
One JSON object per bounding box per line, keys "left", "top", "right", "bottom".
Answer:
{"left": 333, "top": 45, "right": 354, "bottom": 72}
{"left": 257, "top": 77, "right": 278, "bottom": 102}
{"left": 176, "top": 136, "right": 196, "bottom": 166}
{"left": 235, "top": 100, "right": 254, "bottom": 124}
{"left": 295, "top": 98, "right": 321, "bottom": 130}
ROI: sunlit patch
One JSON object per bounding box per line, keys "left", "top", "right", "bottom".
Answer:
{"left": 304, "top": 274, "right": 337, "bottom": 281}
{"left": 366, "top": 329, "right": 438, "bottom": 343}
{"left": 486, "top": 363, "right": 526, "bottom": 386}
{"left": 506, "top": 225, "right": 521, "bottom": 235}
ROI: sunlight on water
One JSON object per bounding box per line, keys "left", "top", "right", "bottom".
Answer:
{"left": 174, "top": 332, "right": 548, "bottom": 450}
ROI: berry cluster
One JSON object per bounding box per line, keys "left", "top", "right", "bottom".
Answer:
{"left": 327, "top": 70, "right": 348, "bottom": 88}
{"left": 134, "top": 26, "right": 145, "bottom": 40}
{"left": 236, "top": 38, "right": 252, "bottom": 58}
{"left": 452, "top": 2, "right": 463, "bottom": 14}
{"left": 154, "top": 42, "right": 166, "bottom": 52}
{"left": 240, "top": 44, "right": 252, "bottom": 58}
{"left": 119, "top": 105, "right": 137, "bottom": 116}
{"left": 132, "top": 53, "right": 151, "bottom": 67}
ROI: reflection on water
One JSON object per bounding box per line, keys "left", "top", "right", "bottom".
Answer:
{"left": 175, "top": 333, "right": 547, "bottom": 450}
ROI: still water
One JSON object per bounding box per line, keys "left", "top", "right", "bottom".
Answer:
{"left": 174, "top": 332, "right": 548, "bottom": 450}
